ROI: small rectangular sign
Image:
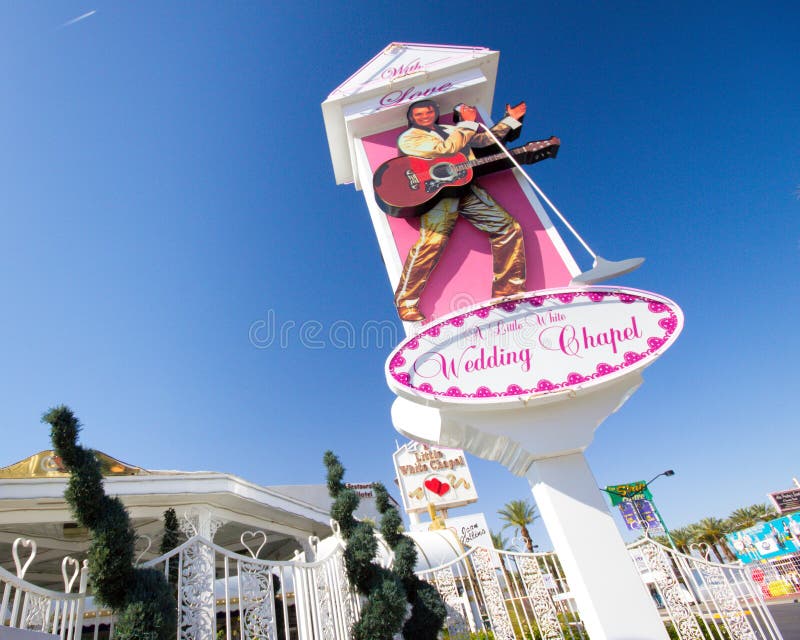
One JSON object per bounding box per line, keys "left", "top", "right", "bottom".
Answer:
{"left": 445, "top": 512, "right": 494, "bottom": 550}
{"left": 619, "top": 501, "right": 639, "bottom": 530}
{"left": 618, "top": 499, "right": 663, "bottom": 533}
{"left": 411, "top": 511, "right": 501, "bottom": 568}
{"left": 393, "top": 441, "right": 478, "bottom": 514}
{"left": 770, "top": 488, "right": 800, "bottom": 514}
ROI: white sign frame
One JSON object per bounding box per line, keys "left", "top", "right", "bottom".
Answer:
{"left": 393, "top": 441, "right": 478, "bottom": 514}
{"left": 386, "top": 286, "right": 683, "bottom": 407}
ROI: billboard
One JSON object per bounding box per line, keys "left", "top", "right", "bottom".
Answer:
{"left": 393, "top": 441, "right": 478, "bottom": 514}
{"left": 323, "top": 43, "right": 580, "bottom": 326}
{"left": 726, "top": 514, "right": 800, "bottom": 562}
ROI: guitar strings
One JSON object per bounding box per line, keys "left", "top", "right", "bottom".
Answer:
{"left": 477, "top": 122, "right": 597, "bottom": 260}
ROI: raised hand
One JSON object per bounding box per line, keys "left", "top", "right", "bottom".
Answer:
{"left": 506, "top": 101, "right": 527, "bottom": 120}
{"left": 458, "top": 104, "right": 479, "bottom": 121}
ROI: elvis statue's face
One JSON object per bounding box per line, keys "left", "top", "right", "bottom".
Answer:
{"left": 410, "top": 105, "right": 437, "bottom": 128}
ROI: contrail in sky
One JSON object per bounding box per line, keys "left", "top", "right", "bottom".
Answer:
{"left": 58, "top": 10, "right": 96, "bottom": 29}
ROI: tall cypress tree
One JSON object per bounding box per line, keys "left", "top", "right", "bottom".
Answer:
{"left": 159, "top": 507, "right": 181, "bottom": 589}
{"left": 43, "top": 406, "right": 176, "bottom": 640}
{"left": 323, "top": 451, "right": 445, "bottom": 640}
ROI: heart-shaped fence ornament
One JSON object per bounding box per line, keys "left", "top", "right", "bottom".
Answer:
{"left": 62, "top": 556, "right": 81, "bottom": 593}
{"left": 691, "top": 542, "right": 713, "bottom": 561}
{"left": 12, "top": 538, "right": 36, "bottom": 578}
{"left": 135, "top": 535, "right": 153, "bottom": 564}
{"left": 241, "top": 530, "right": 267, "bottom": 559}
{"left": 511, "top": 536, "right": 528, "bottom": 552}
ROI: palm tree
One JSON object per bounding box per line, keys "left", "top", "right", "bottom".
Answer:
{"left": 498, "top": 499, "right": 539, "bottom": 553}
{"left": 490, "top": 530, "right": 510, "bottom": 551}
{"left": 668, "top": 526, "right": 695, "bottom": 555}
{"left": 692, "top": 517, "right": 735, "bottom": 562}
{"left": 651, "top": 533, "right": 671, "bottom": 547}
{"left": 489, "top": 529, "right": 517, "bottom": 592}
{"left": 747, "top": 503, "right": 777, "bottom": 520}
{"left": 727, "top": 508, "right": 758, "bottom": 531}
{"left": 727, "top": 503, "right": 776, "bottom": 531}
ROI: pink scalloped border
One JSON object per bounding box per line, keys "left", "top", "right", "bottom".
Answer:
{"left": 388, "top": 291, "right": 679, "bottom": 399}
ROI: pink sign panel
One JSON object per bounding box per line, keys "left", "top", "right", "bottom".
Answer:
{"left": 361, "top": 115, "right": 575, "bottom": 323}
{"left": 385, "top": 287, "right": 683, "bottom": 406}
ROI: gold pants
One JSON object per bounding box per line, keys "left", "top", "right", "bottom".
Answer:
{"left": 395, "top": 185, "right": 526, "bottom": 313}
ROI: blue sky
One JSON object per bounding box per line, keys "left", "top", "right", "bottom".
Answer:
{"left": 1, "top": 2, "right": 798, "bottom": 547}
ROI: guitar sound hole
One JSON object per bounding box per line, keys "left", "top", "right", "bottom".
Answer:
{"left": 430, "top": 163, "right": 456, "bottom": 181}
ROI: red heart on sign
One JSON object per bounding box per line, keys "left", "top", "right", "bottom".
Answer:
{"left": 424, "top": 478, "right": 451, "bottom": 497}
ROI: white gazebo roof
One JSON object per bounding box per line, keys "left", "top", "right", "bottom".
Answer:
{"left": 0, "top": 451, "right": 337, "bottom": 589}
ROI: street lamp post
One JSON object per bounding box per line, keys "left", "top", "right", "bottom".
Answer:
{"left": 647, "top": 471, "right": 679, "bottom": 552}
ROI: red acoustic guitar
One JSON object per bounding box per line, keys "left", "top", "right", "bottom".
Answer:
{"left": 372, "top": 137, "right": 560, "bottom": 218}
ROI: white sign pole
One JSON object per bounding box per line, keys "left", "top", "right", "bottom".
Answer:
{"left": 527, "top": 455, "right": 666, "bottom": 639}
{"left": 392, "top": 372, "right": 670, "bottom": 640}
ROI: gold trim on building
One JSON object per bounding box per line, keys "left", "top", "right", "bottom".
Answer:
{"left": 0, "top": 450, "right": 146, "bottom": 479}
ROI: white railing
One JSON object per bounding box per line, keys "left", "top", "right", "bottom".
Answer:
{"left": 136, "top": 533, "right": 359, "bottom": 640}
{"left": 416, "top": 544, "right": 587, "bottom": 640}
{"left": 6, "top": 530, "right": 788, "bottom": 640}
{"left": 497, "top": 547, "right": 587, "bottom": 640}
{"left": 630, "top": 538, "right": 783, "bottom": 640}
{"left": 0, "top": 538, "right": 88, "bottom": 639}
{"left": 415, "top": 537, "right": 785, "bottom": 640}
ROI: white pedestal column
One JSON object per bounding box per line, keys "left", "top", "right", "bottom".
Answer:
{"left": 527, "top": 453, "right": 668, "bottom": 640}
{"left": 392, "top": 372, "right": 669, "bottom": 640}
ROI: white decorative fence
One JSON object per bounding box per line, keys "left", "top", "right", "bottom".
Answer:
{"left": 415, "top": 538, "right": 784, "bottom": 640}
{"left": 0, "top": 538, "right": 88, "bottom": 639}
{"left": 140, "top": 533, "right": 359, "bottom": 640}
{"left": 2, "top": 532, "right": 788, "bottom": 640}
{"left": 630, "top": 538, "right": 784, "bottom": 640}
{"left": 416, "top": 544, "right": 587, "bottom": 640}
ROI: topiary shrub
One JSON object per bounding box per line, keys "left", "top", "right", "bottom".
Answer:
{"left": 323, "top": 451, "right": 446, "bottom": 640}
{"left": 160, "top": 508, "right": 180, "bottom": 554}
{"left": 43, "top": 406, "right": 177, "bottom": 640}
{"left": 372, "top": 481, "right": 446, "bottom": 640}
{"left": 159, "top": 507, "right": 180, "bottom": 589}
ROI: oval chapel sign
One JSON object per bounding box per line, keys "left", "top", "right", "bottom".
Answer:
{"left": 386, "top": 287, "right": 683, "bottom": 406}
